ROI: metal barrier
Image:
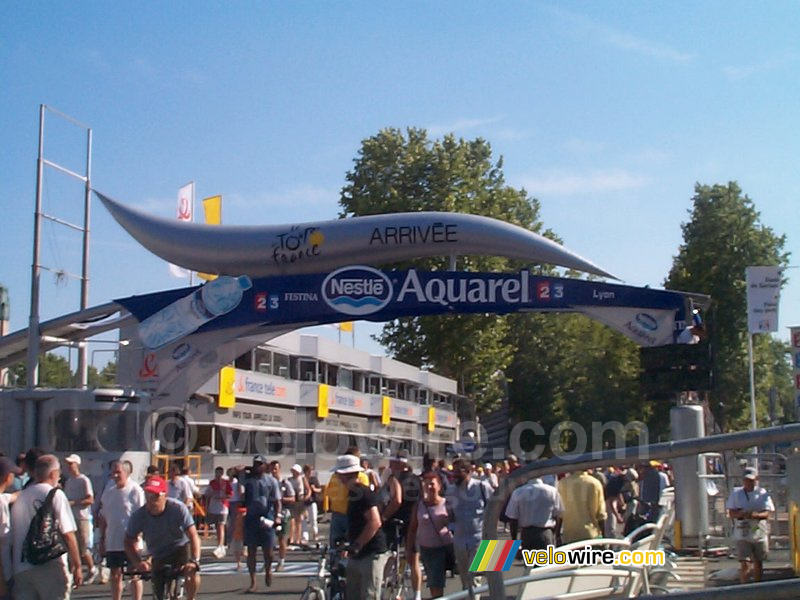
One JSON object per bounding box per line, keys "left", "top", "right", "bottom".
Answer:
{"left": 638, "top": 578, "right": 800, "bottom": 600}
{"left": 697, "top": 452, "right": 789, "bottom": 550}
{"left": 482, "top": 423, "right": 800, "bottom": 600}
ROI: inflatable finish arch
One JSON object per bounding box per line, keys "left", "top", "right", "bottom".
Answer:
{"left": 96, "top": 191, "right": 696, "bottom": 400}
{"left": 96, "top": 192, "right": 615, "bottom": 279}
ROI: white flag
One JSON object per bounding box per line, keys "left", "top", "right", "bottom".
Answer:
{"left": 168, "top": 182, "right": 194, "bottom": 278}
{"left": 746, "top": 266, "right": 782, "bottom": 333}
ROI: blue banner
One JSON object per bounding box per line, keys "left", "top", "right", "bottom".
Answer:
{"left": 116, "top": 267, "right": 688, "bottom": 350}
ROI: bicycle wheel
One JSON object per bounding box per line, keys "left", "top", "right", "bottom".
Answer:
{"left": 300, "top": 585, "right": 325, "bottom": 600}
{"left": 381, "top": 553, "right": 404, "bottom": 600}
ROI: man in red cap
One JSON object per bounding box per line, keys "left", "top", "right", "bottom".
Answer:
{"left": 124, "top": 476, "right": 201, "bottom": 600}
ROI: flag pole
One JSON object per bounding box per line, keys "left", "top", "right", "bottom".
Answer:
{"left": 189, "top": 182, "right": 195, "bottom": 286}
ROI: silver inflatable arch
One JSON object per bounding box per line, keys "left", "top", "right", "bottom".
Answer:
{"left": 95, "top": 192, "right": 615, "bottom": 280}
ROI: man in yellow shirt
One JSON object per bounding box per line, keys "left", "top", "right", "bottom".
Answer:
{"left": 323, "top": 453, "right": 370, "bottom": 546}
{"left": 557, "top": 470, "right": 607, "bottom": 543}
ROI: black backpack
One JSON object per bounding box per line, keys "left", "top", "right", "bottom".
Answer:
{"left": 22, "top": 487, "right": 68, "bottom": 565}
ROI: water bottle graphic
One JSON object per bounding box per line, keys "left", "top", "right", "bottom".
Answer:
{"left": 138, "top": 275, "right": 253, "bottom": 350}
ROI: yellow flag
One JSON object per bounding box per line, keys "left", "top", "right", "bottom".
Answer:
{"left": 198, "top": 195, "right": 222, "bottom": 281}
{"left": 318, "top": 384, "right": 329, "bottom": 418}
{"left": 338, "top": 322, "right": 353, "bottom": 332}
{"left": 218, "top": 366, "right": 236, "bottom": 408}
{"left": 427, "top": 407, "right": 436, "bottom": 432}
{"left": 381, "top": 396, "right": 391, "bottom": 426}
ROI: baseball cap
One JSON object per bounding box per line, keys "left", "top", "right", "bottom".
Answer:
{"left": 743, "top": 467, "right": 758, "bottom": 480}
{"left": 291, "top": 464, "right": 303, "bottom": 474}
{"left": 391, "top": 449, "right": 410, "bottom": 463}
{"left": 332, "top": 455, "right": 364, "bottom": 474}
{"left": 143, "top": 476, "right": 168, "bottom": 495}
{"left": 0, "top": 457, "right": 22, "bottom": 480}
{"left": 253, "top": 454, "right": 269, "bottom": 465}
{"left": 64, "top": 454, "right": 81, "bottom": 465}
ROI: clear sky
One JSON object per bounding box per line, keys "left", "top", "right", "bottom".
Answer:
{"left": 2, "top": 2, "right": 799, "bottom": 361}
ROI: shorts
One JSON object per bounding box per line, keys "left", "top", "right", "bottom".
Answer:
{"left": 736, "top": 538, "right": 768, "bottom": 562}
{"left": 152, "top": 544, "right": 191, "bottom": 600}
{"left": 289, "top": 503, "right": 306, "bottom": 520}
{"left": 76, "top": 520, "right": 93, "bottom": 554}
{"left": 244, "top": 514, "right": 277, "bottom": 549}
{"left": 420, "top": 545, "right": 448, "bottom": 589}
{"left": 207, "top": 512, "right": 227, "bottom": 526}
{"left": 106, "top": 550, "right": 131, "bottom": 570}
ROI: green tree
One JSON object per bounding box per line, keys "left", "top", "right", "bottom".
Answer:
{"left": 505, "top": 312, "right": 644, "bottom": 453}
{"left": 88, "top": 360, "right": 117, "bottom": 388}
{"left": 339, "top": 128, "right": 546, "bottom": 410}
{"left": 9, "top": 352, "right": 74, "bottom": 388}
{"left": 665, "top": 182, "right": 790, "bottom": 430}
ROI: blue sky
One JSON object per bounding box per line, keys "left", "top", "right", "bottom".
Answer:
{"left": 2, "top": 2, "right": 800, "bottom": 360}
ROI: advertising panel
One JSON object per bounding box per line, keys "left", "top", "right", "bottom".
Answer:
{"left": 117, "top": 269, "right": 690, "bottom": 353}
{"left": 791, "top": 327, "right": 800, "bottom": 417}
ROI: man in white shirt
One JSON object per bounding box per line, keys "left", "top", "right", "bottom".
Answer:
{"left": 167, "top": 465, "right": 193, "bottom": 509}
{"left": 726, "top": 467, "right": 775, "bottom": 584}
{"left": 64, "top": 454, "right": 97, "bottom": 584}
{"left": 99, "top": 460, "right": 145, "bottom": 600}
{"left": 0, "top": 457, "right": 21, "bottom": 600}
{"left": 11, "top": 454, "right": 83, "bottom": 599}
{"left": 505, "top": 477, "right": 564, "bottom": 550}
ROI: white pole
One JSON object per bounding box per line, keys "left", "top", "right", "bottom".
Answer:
{"left": 748, "top": 333, "right": 759, "bottom": 460}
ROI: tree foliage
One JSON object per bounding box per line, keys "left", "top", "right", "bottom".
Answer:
{"left": 9, "top": 353, "right": 74, "bottom": 388}
{"left": 665, "top": 182, "right": 790, "bottom": 430}
{"left": 8, "top": 355, "right": 118, "bottom": 388}
{"left": 339, "top": 128, "right": 548, "bottom": 410}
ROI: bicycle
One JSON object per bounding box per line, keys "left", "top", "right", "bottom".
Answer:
{"left": 300, "top": 541, "right": 348, "bottom": 600}
{"left": 382, "top": 519, "right": 412, "bottom": 600}
{"left": 125, "top": 563, "right": 186, "bottom": 600}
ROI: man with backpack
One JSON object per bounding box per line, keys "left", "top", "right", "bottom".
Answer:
{"left": 11, "top": 454, "right": 83, "bottom": 599}
{"left": 446, "top": 459, "right": 494, "bottom": 598}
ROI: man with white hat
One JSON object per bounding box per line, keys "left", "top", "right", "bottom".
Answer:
{"left": 726, "top": 467, "right": 775, "bottom": 584}
{"left": 334, "top": 454, "right": 388, "bottom": 600}
{"left": 64, "top": 454, "right": 98, "bottom": 584}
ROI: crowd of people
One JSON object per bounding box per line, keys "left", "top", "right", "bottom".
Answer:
{"left": 0, "top": 445, "right": 776, "bottom": 599}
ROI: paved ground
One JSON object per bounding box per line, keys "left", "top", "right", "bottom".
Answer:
{"left": 70, "top": 523, "right": 796, "bottom": 599}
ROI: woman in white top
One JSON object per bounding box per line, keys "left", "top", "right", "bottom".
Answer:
{"left": 407, "top": 472, "right": 452, "bottom": 599}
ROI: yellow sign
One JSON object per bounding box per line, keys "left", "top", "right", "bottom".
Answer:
{"left": 218, "top": 366, "right": 236, "bottom": 408}
{"left": 428, "top": 407, "right": 435, "bottom": 432}
{"left": 318, "top": 384, "right": 329, "bottom": 418}
{"left": 381, "top": 396, "right": 391, "bottom": 426}
{"left": 198, "top": 195, "right": 222, "bottom": 281}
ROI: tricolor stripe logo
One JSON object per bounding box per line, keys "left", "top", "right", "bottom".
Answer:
{"left": 469, "top": 540, "right": 521, "bottom": 572}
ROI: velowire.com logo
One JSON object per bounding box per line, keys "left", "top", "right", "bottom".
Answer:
{"left": 469, "top": 540, "right": 521, "bottom": 572}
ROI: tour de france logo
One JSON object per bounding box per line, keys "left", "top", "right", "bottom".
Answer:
{"left": 322, "top": 266, "right": 393, "bottom": 317}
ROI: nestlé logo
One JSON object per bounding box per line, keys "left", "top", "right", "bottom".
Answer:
{"left": 322, "top": 266, "right": 393, "bottom": 316}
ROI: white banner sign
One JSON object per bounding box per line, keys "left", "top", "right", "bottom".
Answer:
{"left": 168, "top": 182, "right": 195, "bottom": 278}
{"left": 746, "top": 266, "right": 782, "bottom": 333}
